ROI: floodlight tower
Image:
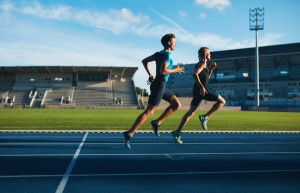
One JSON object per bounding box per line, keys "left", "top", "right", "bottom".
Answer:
{"left": 249, "top": 7, "right": 264, "bottom": 108}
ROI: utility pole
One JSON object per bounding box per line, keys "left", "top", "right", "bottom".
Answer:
{"left": 249, "top": 7, "right": 264, "bottom": 108}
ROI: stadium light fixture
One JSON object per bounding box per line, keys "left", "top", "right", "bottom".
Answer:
{"left": 243, "top": 73, "right": 249, "bottom": 78}
{"left": 249, "top": 7, "right": 265, "bottom": 108}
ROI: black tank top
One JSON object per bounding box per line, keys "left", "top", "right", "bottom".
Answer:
{"left": 193, "top": 63, "right": 209, "bottom": 91}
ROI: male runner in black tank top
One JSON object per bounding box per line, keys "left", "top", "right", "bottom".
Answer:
{"left": 172, "top": 47, "right": 226, "bottom": 144}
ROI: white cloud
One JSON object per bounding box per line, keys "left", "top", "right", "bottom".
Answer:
{"left": 1, "top": 1, "right": 285, "bottom": 53}
{"left": 178, "top": 10, "right": 187, "bottom": 20}
{"left": 179, "top": 32, "right": 284, "bottom": 51}
{"left": 195, "top": 0, "right": 231, "bottom": 11}
{"left": 21, "top": 2, "right": 72, "bottom": 20}
{"left": 4, "top": 1, "right": 276, "bottom": 52}
{"left": 198, "top": 13, "right": 207, "bottom": 19}
{"left": 0, "top": 23, "right": 142, "bottom": 67}
{"left": 149, "top": 7, "right": 189, "bottom": 35}
{"left": 258, "top": 33, "right": 284, "bottom": 46}
{"left": 0, "top": 1, "right": 14, "bottom": 22}
{"left": 15, "top": 2, "right": 149, "bottom": 35}
{"left": 147, "top": 8, "right": 284, "bottom": 51}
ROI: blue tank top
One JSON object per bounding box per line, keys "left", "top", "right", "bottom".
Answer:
{"left": 154, "top": 50, "right": 173, "bottom": 81}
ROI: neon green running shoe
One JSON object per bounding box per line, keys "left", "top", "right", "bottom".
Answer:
{"left": 171, "top": 130, "right": 183, "bottom": 144}
{"left": 199, "top": 115, "right": 208, "bottom": 130}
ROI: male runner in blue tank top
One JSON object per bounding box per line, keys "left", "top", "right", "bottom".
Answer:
{"left": 172, "top": 47, "right": 226, "bottom": 144}
{"left": 122, "top": 33, "right": 185, "bottom": 149}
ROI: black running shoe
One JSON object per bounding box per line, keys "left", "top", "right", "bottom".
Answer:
{"left": 122, "top": 132, "right": 131, "bottom": 149}
{"left": 151, "top": 120, "right": 160, "bottom": 137}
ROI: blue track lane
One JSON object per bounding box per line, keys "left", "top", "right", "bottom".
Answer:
{"left": 0, "top": 132, "right": 300, "bottom": 193}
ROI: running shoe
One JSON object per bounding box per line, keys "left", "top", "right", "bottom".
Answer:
{"left": 199, "top": 115, "right": 208, "bottom": 130}
{"left": 171, "top": 130, "right": 183, "bottom": 144}
{"left": 151, "top": 120, "right": 160, "bottom": 137}
{"left": 122, "top": 131, "right": 131, "bottom": 149}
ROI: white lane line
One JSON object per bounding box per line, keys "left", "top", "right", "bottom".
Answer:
{"left": 165, "top": 154, "right": 176, "bottom": 160}
{"left": 0, "top": 174, "right": 63, "bottom": 178}
{"left": 1, "top": 169, "right": 300, "bottom": 178}
{"left": 164, "top": 154, "right": 185, "bottom": 161}
{"left": 1, "top": 135, "right": 300, "bottom": 142}
{"left": 1, "top": 151, "right": 300, "bottom": 157}
{"left": 0, "top": 154, "right": 74, "bottom": 157}
{"left": 67, "top": 169, "right": 300, "bottom": 176}
{"left": 55, "top": 132, "right": 88, "bottom": 193}
{"left": 1, "top": 142, "right": 300, "bottom": 146}
{"left": 80, "top": 151, "right": 300, "bottom": 156}
{"left": 0, "top": 143, "right": 85, "bottom": 145}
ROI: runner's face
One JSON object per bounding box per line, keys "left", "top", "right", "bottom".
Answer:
{"left": 206, "top": 50, "right": 211, "bottom": 60}
{"left": 169, "top": 38, "right": 176, "bottom": 51}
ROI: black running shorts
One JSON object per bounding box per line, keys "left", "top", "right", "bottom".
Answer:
{"left": 190, "top": 86, "right": 219, "bottom": 107}
{"left": 148, "top": 79, "right": 175, "bottom": 106}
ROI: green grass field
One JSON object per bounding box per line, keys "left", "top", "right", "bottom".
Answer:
{"left": 0, "top": 109, "right": 299, "bottom": 131}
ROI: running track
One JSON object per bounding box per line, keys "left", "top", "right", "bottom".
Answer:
{"left": 0, "top": 131, "right": 300, "bottom": 193}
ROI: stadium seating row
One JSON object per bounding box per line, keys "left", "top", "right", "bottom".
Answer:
{"left": 0, "top": 79, "right": 139, "bottom": 108}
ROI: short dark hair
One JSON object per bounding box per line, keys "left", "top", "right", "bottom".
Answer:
{"left": 161, "top": 33, "right": 175, "bottom": 48}
{"left": 198, "top": 47, "right": 209, "bottom": 59}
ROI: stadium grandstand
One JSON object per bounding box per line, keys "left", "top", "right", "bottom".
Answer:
{"left": 167, "top": 43, "right": 300, "bottom": 112}
{"left": 0, "top": 66, "right": 139, "bottom": 108}
{"left": 1, "top": 43, "right": 299, "bottom": 111}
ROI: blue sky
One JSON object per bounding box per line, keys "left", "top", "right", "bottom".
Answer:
{"left": 1, "top": 0, "right": 299, "bottom": 90}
